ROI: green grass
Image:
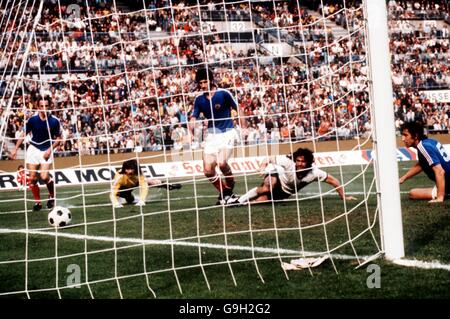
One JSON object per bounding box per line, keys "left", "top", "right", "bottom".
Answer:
{"left": 0, "top": 162, "right": 449, "bottom": 299}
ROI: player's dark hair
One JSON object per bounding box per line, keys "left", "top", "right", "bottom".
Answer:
{"left": 34, "top": 94, "right": 51, "bottom": 106}
{"left": 120, "top": 159, "right": 143, "bottom": 175}
{"left": 400, "top": 121, "right": 426, "bottom": 141}
{"left": 17, "top": 164, "right": 24, "bottom": 170}
{"left": 34, "top": 95, "right": 52, "bottom": 115}
{"left": 195, "top": 67, "right": 214, "bottom": 84}
{"left": 291, "top": 148, "right": 314, "bottom": 168}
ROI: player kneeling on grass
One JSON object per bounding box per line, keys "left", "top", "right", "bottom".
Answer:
{"left": 110, "top": 159, "right": 182, "bottom": 208}
{"left": 234, "top": 148, "right": 357, "bottom": 205}
{"left": 399, "top": 121, "right": 450, "bottom": 203}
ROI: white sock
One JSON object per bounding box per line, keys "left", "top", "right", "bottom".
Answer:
{"left": 239, "top": 187, "right": 258, "bottom": 204}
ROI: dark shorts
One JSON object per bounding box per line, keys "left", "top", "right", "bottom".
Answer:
{"left": 265, "top": 173, "right": 292, "bottom": 201}
{"left": 446, "top": 177, "right": 450, "bottom": 195}
{"left": 118, "top": 188, "right": 135, "bottom": 204}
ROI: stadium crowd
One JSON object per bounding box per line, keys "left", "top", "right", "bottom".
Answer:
{"left": 1, "top": 0, "right": 449, "bottom": 157}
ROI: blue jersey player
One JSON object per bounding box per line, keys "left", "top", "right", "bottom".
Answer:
{"left": 399, "top": 121, "right": 450, "bottom": 203}
{"left": 10, "top": 96, "right": 61, "bottom": 211}
{"left": 190, "top": 67, "right": 246, "bottom": 205}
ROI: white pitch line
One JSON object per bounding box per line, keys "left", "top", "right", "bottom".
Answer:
{"left": 0, "top": 228, "right": 449, "bottom": 272}
{"left": 0, "top": 227, "right": 361, "bottom": 260}
{"left": 392, "top": 258, "right": 450, "bottom": 271}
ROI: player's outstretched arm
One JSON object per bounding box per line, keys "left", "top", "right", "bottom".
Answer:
{"left": 45, "top": 136, "right": 62, "bottom": 161}
{"left": 147, "top": 179, "right": 182, "bottom": 190}
{"left": 325, "top": 174, "right": 357, "bottom": 201}
{"left": 110, "top": 174, "right": 123, "bottom": 208}
{"left": 135, "top": 175, "right": 149, "bottom": 206}
{"left": 258, "top": 156, "right": 278, "bottom": 175}
{"left": 399, "top": 162, "right": 422, "bottom": 184}
{"left": 110, "top": 193, "right": 122, "bottom": 208}
{"left": 188, "top": 116, "right": 197, "bottom": 142}
{"left": 9, "top": 131, "right": 26, "bottom": 160}
{"left": 237, "top": 106, "right": 247, "bottom": 129}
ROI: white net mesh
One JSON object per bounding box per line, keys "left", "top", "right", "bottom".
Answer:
{"left": 0, "top": 0, "right": 386, "bottom": 298}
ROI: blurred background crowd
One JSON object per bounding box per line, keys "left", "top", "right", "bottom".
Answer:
{"left": 1, "top": 0, "right": 448, "bottom": 157}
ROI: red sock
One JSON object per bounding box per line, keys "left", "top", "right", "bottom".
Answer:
{"left": 46, "top": 180, "right": 55, "bottom": 198}
{"left": 210, "top": 175, "right": 226, "bottom": 193}
{"left": 30, "top": 184, "right": 41, "bottom": 203}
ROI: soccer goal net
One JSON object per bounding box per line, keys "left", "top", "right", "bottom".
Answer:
{"left": 0, "top": 0, "right": 402, "bottom": 298}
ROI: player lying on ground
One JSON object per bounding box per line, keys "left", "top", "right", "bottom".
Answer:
{"left": 232, "top": 148, "right": 357, "bottom": 205}
{"left": 110, "top": 159, "right": 182, "bottom": 208}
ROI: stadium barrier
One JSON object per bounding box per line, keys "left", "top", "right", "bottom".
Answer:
{"left": 0, "top": 144, "right": 434, "bottom": 191}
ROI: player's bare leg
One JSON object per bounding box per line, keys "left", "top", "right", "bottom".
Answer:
{"left": 27, "top": 163, "right": 42, "bottom": 211}
{"left": 250, "top": 194, "right": 271, "bottom": 203}
{"left": 203, "top": 154, "right": 229, "bottom": 204}
{"left": 238, "top": 176, "right": 278, "bottom": 204}
{"left": 409, "top": 188, "right": 433, "bottom": 200}
{"left": 40, "top": 163, "right": 55, "bottom": 209}
{"left": 217, "top": 147, "right": 235, "bottom": 192}
{"left": 216, "top": 147, "right": 239, "bottom": 204}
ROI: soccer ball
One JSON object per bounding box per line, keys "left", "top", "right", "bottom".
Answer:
{"left": 48, "top": 206, "right": 72, "bottom": 228}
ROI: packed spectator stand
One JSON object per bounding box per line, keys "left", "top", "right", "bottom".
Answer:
{"left": 1, "top": 0, "right": 449, "bottom": 158}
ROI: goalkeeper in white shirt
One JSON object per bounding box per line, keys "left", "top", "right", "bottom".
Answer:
{"left": 234, "top": 148, "right": 357, "bottom": 204}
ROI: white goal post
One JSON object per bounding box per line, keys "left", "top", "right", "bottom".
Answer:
{"left": 365, "top": 0, "right": 404, "bottom": 260}
{"left": 0, "top": 0, "right": 409, "bottom": 298}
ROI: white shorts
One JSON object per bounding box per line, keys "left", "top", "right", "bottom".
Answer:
{"left": 204, "top": 129, "right": 238, "bottom": 156}
{"left": 431, "top": 186, "right": 437, "bottom": 200}
{"left": 26, "top": 144, "right": 53, "bottom": 165}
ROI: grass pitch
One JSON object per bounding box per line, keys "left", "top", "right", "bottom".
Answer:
{"left": 0, "top": 162, "right": 449, "bottom": 298}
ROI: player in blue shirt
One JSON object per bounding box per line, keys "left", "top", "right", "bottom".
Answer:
{"left": 10, "top": 96, "right": 62, "bottom": 211}
{"left": 190, "top": 67, "right": 246, "bottom": 205}
{"left": 399, "top": 121, "right": 450, "bottom": 202}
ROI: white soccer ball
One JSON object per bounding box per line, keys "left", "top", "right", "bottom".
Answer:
{"left": 48, "top": 206, "right": 72, "bottom": 228}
